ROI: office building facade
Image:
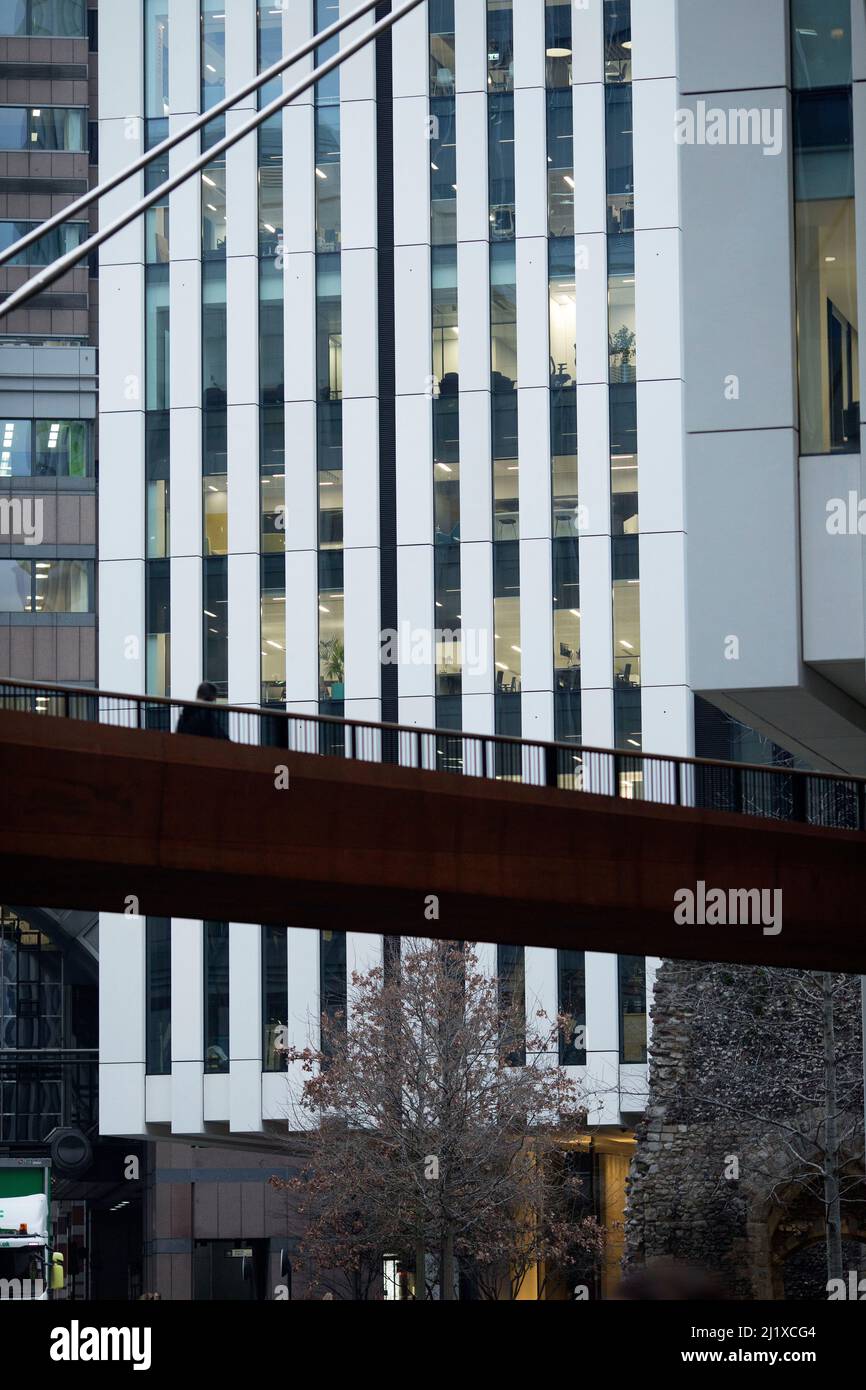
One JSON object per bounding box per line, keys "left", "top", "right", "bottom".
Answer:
{"left": 94, "top": 0, "right": 866, "bottom": 1296}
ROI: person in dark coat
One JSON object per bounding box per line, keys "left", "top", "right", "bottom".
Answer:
{"left": 174, "top": 681, "right": 229, "bottom": 740}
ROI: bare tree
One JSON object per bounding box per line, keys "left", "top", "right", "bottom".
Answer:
{"left": 271, "top": 940, "right": 604, "bottom": 1300}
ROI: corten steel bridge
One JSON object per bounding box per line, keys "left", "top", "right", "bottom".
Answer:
{"left": 1, "top": 678, "right": 865, "bottom": 974}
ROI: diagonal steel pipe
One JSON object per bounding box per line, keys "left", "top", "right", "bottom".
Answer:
{"left": 0, "top": 0, "right": 423, "bottom": 317}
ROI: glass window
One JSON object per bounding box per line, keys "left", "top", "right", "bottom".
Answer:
{"left": 497, "top": 943, "right": 525, "bottom": 1066}
{"left": 319, "top": 928, "right": 346, "bottom": 1058}
{"left": 553, "top": 535, "right": 580, "bottom": 708}
{"left": 146, "top": 412, "right": 170, "bottom": 559}
{"left": 202, "top": 262, "right": 227, "bottom": 406}
{"left": 0, "top": 0, "right": 85, "bottom": 36}
{"left": 0, "top": 107, "right": 86, "bottom": 151}
{"left": 36, "top": 559, "right": 93, "bottom": 613}
{"left": 258, "top": 0, "right": 283, "bottom": 107}
{"left": 201, "top": 0, "right": 226, "bottom": 111}
{"left": 145, "top": 264, "right": 170, "bottom": 412}
{"left": 0, "top": 220, "right": 88, "bottom": 267}
{"left": 34, "top": 420, "right": 90, "bottom": 477}
{"left": 318, "top": 549, "right": 344, "bottom": 707}
{"left": 435, "top": 542, "right": 461, "bottom": 697}
{"left": 795, "top": 197, "right": 859, "bottom": 454}
{"left": 145, "top": 0, "right": 170, "bottom": 119}
{"left": 203, "top": 557, "right": 228, "bottom": 698}
{"left": 608, "top": 232, "right": 636, "bottom": 385}
{"left": 0, "top": 560, "right": 32, "bottom": 612}
{"left": 612, "top": 537, "right": 640, "bottom": 690}
{"left": 263, "top": 925, "right": 288, "bottom": 1070}
{"left": 491, "top": 242, "right": 518, "bottom": 527}
{"left": 261, "top": 406, "right": 286, "bottom": 553}
{"left": 203, "top": 474, "right": 227, "bottom": 556}
{"left": 314, "top": 0, "right": 340, "bottom": 106}
{"left": 547, "top": 91, "right": 574, "bottom": 237}
{"left": 146, "top": 559, "right": 170, "bottom": 696}
{"left": 618, "top": 954, "right": 646, "bottom": 1063}
{"left": 145, "top": 120, "right": 170, "bottom": 264}
{"left": 487, "top": 0, "right": 513, "bottom": 92}
{"left": 791, "top": 0, "right": 851, "bottom": 90}
{"left": 494, "top": 538, "right": 520, "bottom": 698}
{"left": 604, "top": 0, "right": 632, "bottom": 85}
{"left": 557, "top": 949, "right": 586, "bottom": 1066}
{"left": 316, "top": 254, "right": 342, "bottom": 402}
{"left": 430, "top": 97, "right": 457, "bottom": 246}
{"left": 317, "top": 402, "right": 343, "bottom": 551}
{"left": 258, "top": 115, "right": 283, "bottom": 258}
{"left": 550, "top": 236, "right": 577, "bottom": 487}
{"left": 489, "top": 94, "right": 515, "bottom": 240}
{"left": 261, "top": 553, "right": 286, "bottom": 705}
{"left": 315, "top": 104, "right": 341, "bottom": 253}
{"left": 429, "top": 0, "right": 455, "bottom": 97}
{"left": 146, "top": 918, "right": 171, "bottom": 1075}
{"left": 606, "top": 85, "right": 634, "bottom": 236}
{"left": 204, "top": 921, "right": 229, "bottom": 1073}
{"left": 0, "top": 419, "right": 31, "bottom": 477}
{"left": 202, "top": 118, "right": 227, "bottom": 259}
{"left": 545, "top": 0, "right": 572, "bottom": 89}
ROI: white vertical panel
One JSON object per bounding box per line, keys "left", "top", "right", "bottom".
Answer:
{"left": 455, "top": 0, "right": 487, "bottom": 93}
{"left": 456, "top": 91, "right": 490, "bottom": 244}
{"left": 100, "top": 265, "right": 145, "bottom": 414}
{"left": 284, "top": 400, "right": 318, "bottom": 549}
{"left": 99, "top": 560, "right": 145, "bottom": 693}
{"left": 99, "top": 119, "right": 144, "bottom": 268}
{"left": 394, "top": 95, "right": 431, "bottom": 247}
{"left": 571, "top": 0, "right": 604, "bottom": 87}
{"left": 340, "top": 0, "right": 377, "bottom": 101}
{"left": 229, "top": 922, "right": 263, "bottom": 1132}
{"left": 639, "top": 532, "right": 687, "bottom": 689}
{"left": 284, "top": 254, "right": 317, "bottom": 401}
{"left": 458, "top": 388, "right": 492, "bottom": 543}
{"left": 169, "top": 0, "right": 200, "bottom": 117}
{"left": 100, "top": 914, "right": 146, "bottom": 1065}
{"left": 457, "top": 238, "right": 490, "bottom": 392}
{"left": 518, "top": 387, "right": 550, "bottom": 540}
{"left": 342, "top": 398, "right": 380, "bottom": 550}
{"left": 396, "top": 394, "right": 434, "bottom": 545}
{"left": 521, "top": 688, "right": 553, "bottom": 744}
{"left": 460, "top": 538, "right": 494, "bottom": 701}
{"left": 516, "top": 235, "right": 549, "bottom": 389}
{"left": 581, "top": 685, "right": 615, "bottom": 752}
{"left": 344, "top": 546, "right": 381, "bottom": 704}
{"left": 399, "top": 695, "right": 437, "bottom": 727}
{"left": 170, "top": 554, "right": 203, "bottom": 699}
{"left": 342, "top": 247, "right": 379, "bottom": 399}
{"left": 225, "top": 0, "right": 257, "bottom": 106}
{"left": 637, "top": 380, "right": 684, "bottom": 534}
{"left": 577, "top": 383, "right": 612, "bottom": 537}
{"left": 395, "top": 244, "right": 433, "bottom": 396}
{"left": 171, "top": 917, "right": 203, "bottom": 1133}
{"left": 519, "top": 536, "right": 552, "bottom": 694}
{"left": 288, "top": 926, "right": 320, "bottom": 1050}
{"left": 513, "top": 0, "right": 544, "bottom": 90}
{"left": 392, "top": 0, "right": 429, "bottom": 98}
{"left": 228, "top": 403, "right": 260, "bottom": 556}
{"left": 283, "top": 106, "right": 315, "bottom": 254}
{"left": 285, "top": 549, "right": 319, "bottom": 705}
{"left": 226, "top": 110, "right": 260, "bottom": 260}
{"left": 169, "top": 260, "right": 202, "bottom": 410}
{"left": 525, "top": 946, "right": 557, "bottom": 1060}
{"left": 635, "top": 228, "right": 682, "bottom": 383}
{"left": 574, "top": 233, "right": 608, "bottom": 385}
{"left": 227, "top": 255, "right": 259, "bottom": 407}
{"left": 341, "top": 99, "right": 379, "bottom": 250}
{"left": 632, "top": 78, "right": 680, "bottom": 233}
{"left": 631, "top": 0, "right": 677, "bottom": 80}
{"left": 514, "top": 86, "right": 547, "bottom": 240}
{"left": 169, "top": 125, "right": 201, "bottom": 264}
{"left": 170, "top": 408, "right": 202, "bottom": 556}
{"left": 572, "top": 83, "right": 606, "bottom": 236}
{"left": 229, "top": 552, "right": 260, "bottom": 706}
{"left": 397, "top": 543, "right": 435, "bottom": 700}
{"left": 100, "top": 0, "right": 144, "bottom": 121}
{"left": 642, "top": 684, "right": 694, "bottom": 758}
{"left": 577, "top": 533, "right": 612, "bottom": 692}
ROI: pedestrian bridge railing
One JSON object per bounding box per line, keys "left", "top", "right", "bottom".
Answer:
{"left": 1, "top": 676, "right": 864, "bottom": 833}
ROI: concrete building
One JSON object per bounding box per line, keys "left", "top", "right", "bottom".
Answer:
{"left": 91, "top": 0, "right": 866, "bottom": 1297}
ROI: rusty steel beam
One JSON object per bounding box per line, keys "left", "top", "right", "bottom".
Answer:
{"left": 2, "top": 709, "right": 865, "bottom": 972}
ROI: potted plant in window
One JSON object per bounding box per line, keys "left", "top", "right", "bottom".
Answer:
{"left": 608, "top": 325, "right": 636, "bottom": 384}
{"left": 320, "top": 637, "right": 345, "bottom": 700}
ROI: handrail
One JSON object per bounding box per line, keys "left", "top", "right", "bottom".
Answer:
{"left": 0, "top": 0, "right": 426, "bottom": 318}
{"left": 0, "top": 674, "right": 860, "bottom": 789}
{"left": 0, "top": 0, "right": 386, "bottom": 272}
